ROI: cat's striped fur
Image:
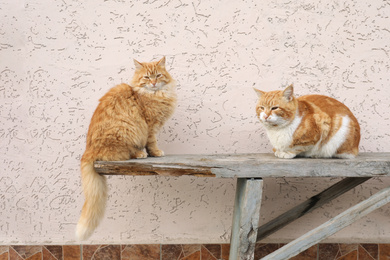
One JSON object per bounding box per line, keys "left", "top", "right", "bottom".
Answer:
{"left": 76, "top": 57, "right": 177, "bottom": 240}
{"left": 254, "top": 85, "right": 360, "bottom": 159}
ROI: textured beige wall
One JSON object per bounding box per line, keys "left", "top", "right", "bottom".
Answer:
{"left": 0, "top": 0, "right": 389, "bottom": 244}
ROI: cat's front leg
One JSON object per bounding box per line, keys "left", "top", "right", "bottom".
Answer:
{"left": 148, "top": 148, "right": 164, "bottom": 157}
{"left": 146, "top": 133, "right": 164, "bottom": 157}
{"left": 129, "top": 149, "right": 148, "bottom": 159}
{"left": 134, "top": 150, "right": 148, "bottom": 159}
{"left": 274, "top": 150, "right": 296, "bottom": 159}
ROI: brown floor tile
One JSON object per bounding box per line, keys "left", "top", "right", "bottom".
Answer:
{"left": 9, "top": 247, "right": 23, "bottom": 260}
{"left": 162, "top": 244, "right": 183, "bottom": 260}
{"left": 0, "top": 247, "right": 8, "bottom": 255}
{"left": 26, "top": 252, "right": 42, "bottom": 260}
{"left": 64, "top": 245, "right": 81, "bottom": 260}
{"left": 290, "top": 245, "right": 317, "bottom": 260}
{"left": 337, "top": 250, "right": 357, "bottom": 260}
{"left": 12, "top": 246, "right": 41, "bottom": 259}
{"left": 2, "top": 243, "right": 388, "bottom": 260}
{"left": 122, "top": 244, "right": 160, "bottom": 260}
{"left": 82, "top": 245, "right": 100, "bottom": 260}
{"left": 201, "top": 245, "right": 217, "bottom": 260}
{"left": 121, "top": 245, "right": 131, "bottom": 260}
{"left": 254, "top": 243, "right": 280, "bottom": 259}
{"left": 339, "top": 244, "right": 357, "bottom": 256}
{"left": 360, "top": 244, "right": 378, "bottom": 260}
{"left": 359, "top": 245, "right": 376, "bottom": 260}
{"left": 182, "top": 245, "right": 200, "bottom": 257}
{"left": 92, "top": 245, "right": 120, "bottom": 260}
{"left": 379, "top": 244, "right": 390, "bottom": 259}
{"left": 43, "top": 247, "right": 57, "bottom": 260}
{"left": 221, "top": 244, "right": 230, "bottom": 260}
{"left": 0, "top": 252, "right": 9, "bottom": 260}
{"left": 319, "top": 243, "right": 340, "bottom": 260}
{"left": 181, "top": 251, "right": 200, "bottom": 260}
{"left": 44, "top": 246, "right": 63, "bottom": 260}
{"left": 203, "top": 244, "right": 221, "bottom": 259}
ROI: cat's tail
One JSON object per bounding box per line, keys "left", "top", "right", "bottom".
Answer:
{"left": 76, "top": 155, "right": 107, "bottom": 241}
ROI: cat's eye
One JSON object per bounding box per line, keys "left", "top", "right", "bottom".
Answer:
{"left": 271, "top": 106, "right": 279, "bottom": 110}
{"left": 143, "top": 76, "right": 150, "bottom": 79}
{"left": 260, "top": 106, "right": 264, "bottom": 110}
{"left": 156, "top": 74, "right": 162, "bottom": 78}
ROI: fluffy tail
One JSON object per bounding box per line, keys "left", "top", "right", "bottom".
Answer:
{"left": 76, "top": 157, "right": 108, "bottom": 240}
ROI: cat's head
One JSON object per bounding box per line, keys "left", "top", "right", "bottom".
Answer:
{"left": 254, "top": 84, "right": 298, "bottom": 128}
{"left": 131, "top": 57, "right": 173, "bottom": 91}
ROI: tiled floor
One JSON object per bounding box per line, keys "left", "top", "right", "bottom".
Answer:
{"left": 0, "top": 243, "right": 389, "bottom": 259}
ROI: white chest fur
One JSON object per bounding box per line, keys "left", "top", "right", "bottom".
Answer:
{"left": 264, "top": 115, "right": 302, "bottom": 150}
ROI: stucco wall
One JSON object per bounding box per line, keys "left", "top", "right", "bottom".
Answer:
{"left": 1, "top": 0, "right": 389, "bottom": 244}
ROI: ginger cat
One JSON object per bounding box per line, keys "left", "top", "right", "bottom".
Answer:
{"left": 254, "top": 85, "right": 360, "bottom": 159}
{"left": 76, "top": 57, "right": 177, "bottom": 240}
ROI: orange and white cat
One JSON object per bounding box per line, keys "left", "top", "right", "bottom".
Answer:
{"left": 76, "top": 57, "right": 177, "bottom": 240}
{"left": 254, "top": 85, "right": 360, "bottom": 159}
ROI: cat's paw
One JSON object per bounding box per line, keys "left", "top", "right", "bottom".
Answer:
{"left": 275, "top": 151, "right": 296, "bottom": 159}
{"left": 134, "top": 150, "right": 148, "bottom": 159}
{"left": 149, "top": 149, "right": 165, "bottom": 157}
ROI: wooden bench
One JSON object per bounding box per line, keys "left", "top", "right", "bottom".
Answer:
{"left": 95, "top": 152, "right": 390, "bottom": 260}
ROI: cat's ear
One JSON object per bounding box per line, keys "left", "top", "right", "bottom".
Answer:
{"left": 134, "top": 59, "right": 144, "bottom": 70}
{"left": 253, "top": 88, "right": 265, "bottom": 98}
{"left": 157, "top": 56, "right": 166, "bottom": 67}
{"left": 283, "top": 84, "right": 294, "bottom": 101}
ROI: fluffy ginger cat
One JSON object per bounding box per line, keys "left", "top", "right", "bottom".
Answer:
{"left": 76, "top": 57, "right": 177, "bottom": 240}
{"left": 254, "top": 84, "right": 360, "bottom": 159}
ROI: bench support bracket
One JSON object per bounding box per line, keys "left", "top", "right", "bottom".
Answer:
{"left": 261, "top": 185, "right": 390, "bottom": 259}
{"left": 257, "top": 177, "right": 371, "bottom": 242}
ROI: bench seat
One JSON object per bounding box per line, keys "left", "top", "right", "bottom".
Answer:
{"left": 95, "top": 152, "right": 390, "bottom": 260}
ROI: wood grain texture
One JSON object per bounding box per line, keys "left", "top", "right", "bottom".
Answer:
{"left": 95, "top": 161, "right": 217, "bottom": 177}
{"left": 95, "top": 153, "right": 390, "bottom": 178}
{"left": 229, "top": 179, "right": 263, "bottom": 260}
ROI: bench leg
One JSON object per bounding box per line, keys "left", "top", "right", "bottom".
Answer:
{"left": 257, "top": 177, "right": 371, "bottom": 241}
{"left": 261, "top": 185, "right": 390, "bottom": 260}
{"left": 229, "top": 178, "right": 263, "bottom": 260}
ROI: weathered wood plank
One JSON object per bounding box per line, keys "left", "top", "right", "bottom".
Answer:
{"left": 94, "top": 161, "right": 216, "bottom": 177}
{"left": 256, "top": 177, "right": 371, "bottom": 242}
{"left": 95, "top": 153, "right": 390, "bottom": 178}
{"left": 230, "top": 178, "right": 263, "bottom": 260}
{"left": 261, "top": 186, "right": 390, "bottom": 260}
